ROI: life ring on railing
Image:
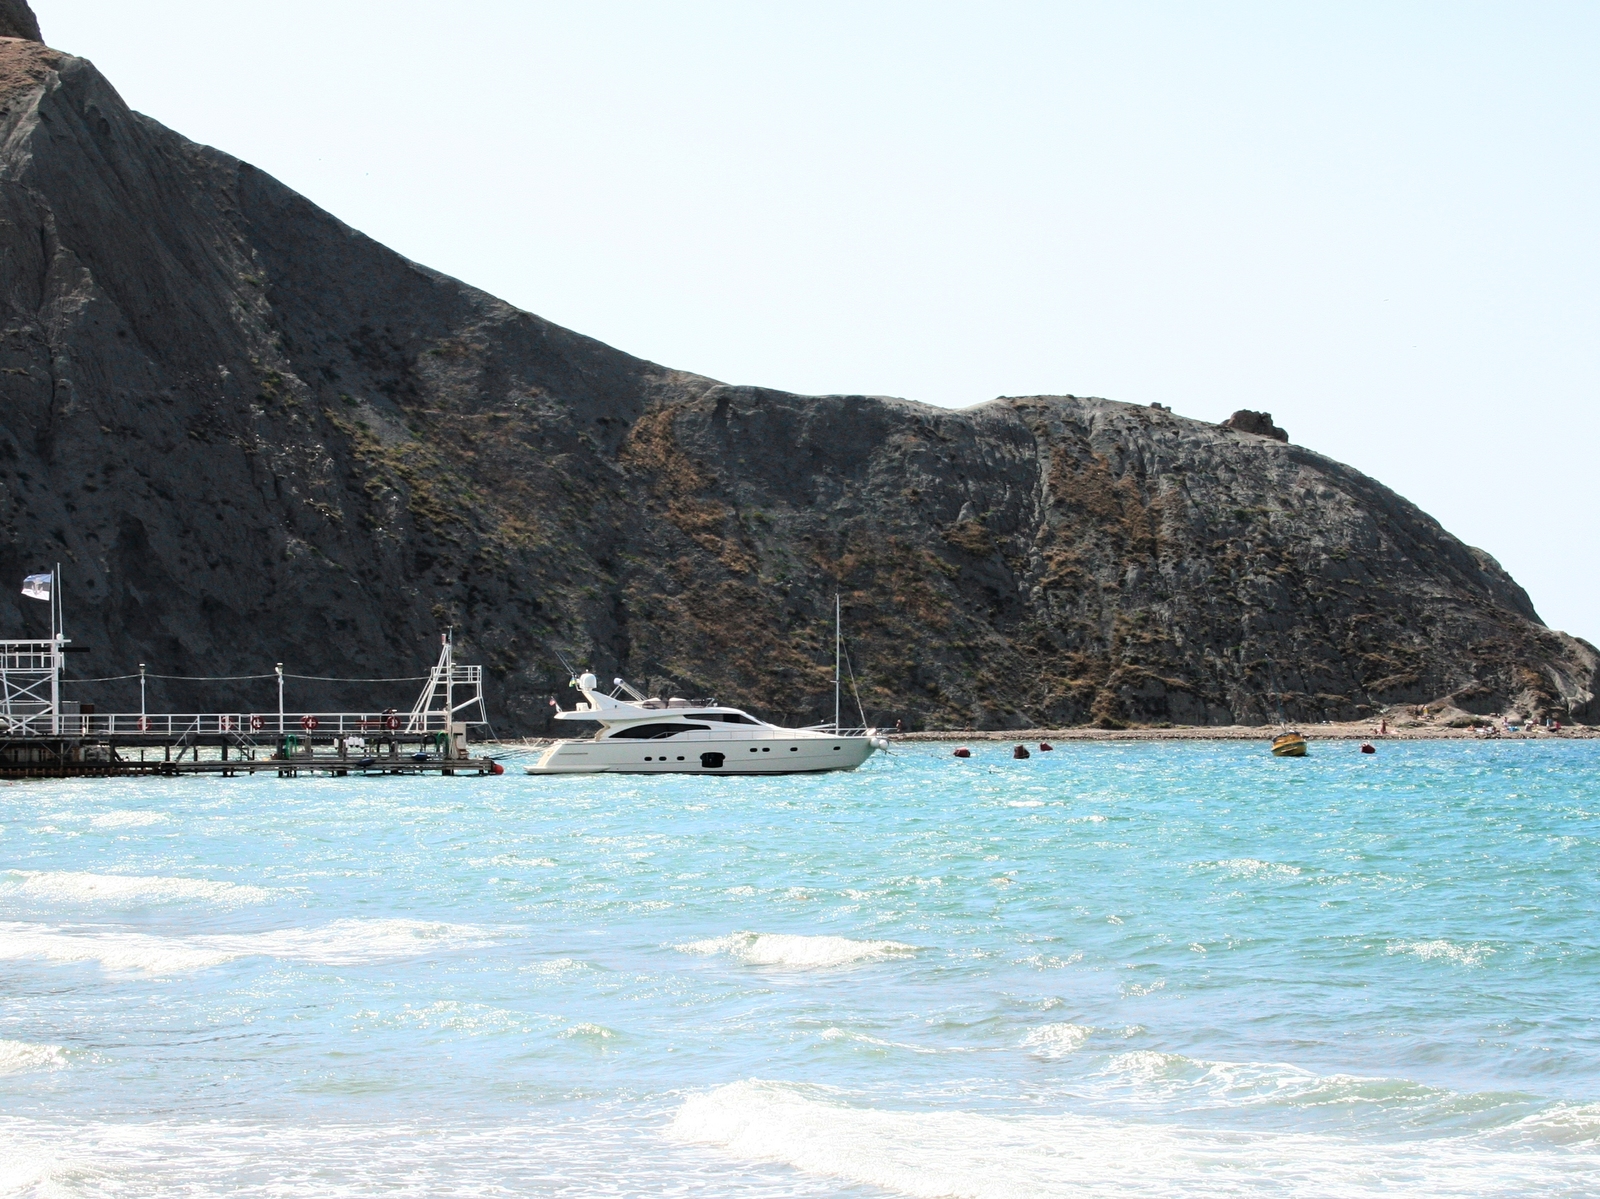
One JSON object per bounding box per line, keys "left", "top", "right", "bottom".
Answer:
{"left": 220, "top": 715, "right": 238, "bottom": 732}
{"left": 136, "top": 715, "right": 151, "bottom": 733}
{"left": 384, "top": 714, "right": 400, "bottom": 730}
{"left": 300, "top": 714, "right": 320, "bottom": 731}
{"left": 250, "top": 714, "right": 265, "bottom": 731}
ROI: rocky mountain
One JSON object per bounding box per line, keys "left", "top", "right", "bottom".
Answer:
{"left": 0, "top": 8, "right": 1594, "bottom": 731}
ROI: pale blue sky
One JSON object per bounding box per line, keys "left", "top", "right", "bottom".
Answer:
{"left": 36, "top": 1, "right": 1599, "bottom": 642}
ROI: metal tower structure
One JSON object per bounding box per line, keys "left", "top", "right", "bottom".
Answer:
{"left": 405, "top": 630, "right": 487, "bottom": 733}
{"left": 0, "top": 637, "right": 62, "bottom": 734}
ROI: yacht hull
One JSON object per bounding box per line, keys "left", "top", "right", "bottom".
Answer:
{"left": 525, "top": 733, "right": 876, "bottom": 775}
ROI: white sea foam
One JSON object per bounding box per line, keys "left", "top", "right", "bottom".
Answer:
{"left": 1015, "top": 950, "right": 1082, "bottom": 969}
{"left": 1103, "top": 1049, "right": 1188, "bottom": 1083}
{"left": 0, "top": 1115, "right": 685, "bottom": 1198}
{"left": 0, "top": 1040, "right": 66, "bottom": 1075}
{"left": 678, "top": 932, "right": 916, "bottom": 969}
{"left": 0, "top": 870, "right": 272, "bottom": 908}
{"left": 669, "top": 1079, "right": 1600, "bottom": 1197}
{"left": 0, "top": 918, "right": 493, "bottom": 975}
{"left": 1210, "top": 858, "right": 1303, "bottom": 879}
{"left": 0, "top": 924, "right": 238, "bottom": 973}
{"left": 1021, "top": 1023, "right": 1091, "bottom": 1058}
{"left": 817, "top": 1026, "right": 943, "bottom": 1055}
{"left": 0, "top": 1142, "right": 106, "bottom": 1198}
{"left": 87, "top": 810, "right": 168, "bottom": 829}
{"left": 1389, "top": 939, "right": 1493, "bottom": 967}
{"left": 211, "top": 918, "right": 495, "bottom": 966}
{"left": 1086, "top": 1050, "right": 1459, "bottom": 1112}
{"left": 355, "top": 1001, "right": 530, "bottom": 1036}
{"left": 1501, "top": 1100, "right": 1600, "bottom": 1147}
{"left": 522, "top": 956, "right": 593, "bottom": 978}
{"left": 559, "top": 1022, "right": 616, "bottom": 1041}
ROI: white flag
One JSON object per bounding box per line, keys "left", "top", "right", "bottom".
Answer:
{"left": 21, "top": 573, "right": 51, "bottom": 601}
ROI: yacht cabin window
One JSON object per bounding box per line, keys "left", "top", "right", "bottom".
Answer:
{"left": 609, "top": 723, "right": 711, "bottom": 740}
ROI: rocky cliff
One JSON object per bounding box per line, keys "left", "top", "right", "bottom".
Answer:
{"left": 0, "top": 16, "right": 1594, "bottom": 731}
{"left": 0, "top": 1, "right": 39, "bottom": 43}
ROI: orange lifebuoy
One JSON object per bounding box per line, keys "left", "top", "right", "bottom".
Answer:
{"left": 136, "top": 715, "right": 151, "bottom": 733}
{"left": 220, "top": 715, "right": 238, "bottom": 732}
{"left": 250, "top": 714, "right": 265, "bottom": 731}
{"left": 385, "top": 714, "right": 400, "bottom": 731}
{"left": 300, "top": 714, "right": 319, "bottom": 731}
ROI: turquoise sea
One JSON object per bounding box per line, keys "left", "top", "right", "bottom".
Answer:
{"left": 1, "top": 739, "right": 1597, "bottom": 1196}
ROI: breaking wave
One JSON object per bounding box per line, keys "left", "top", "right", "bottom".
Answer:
{"left": 0, "top": 1040, "right": 67, "bottom": 1076}
{"left": 0, "top": 918, "right": 495, "bottom": 975}
{"left": 669, "top": 1079, "right": 1600, "bottom": 1197}
{"left": 0, "top": 871, "right": 272, "bottom": 908}
{"left": 233, "top": 918, "right": 495, "bottom": 966}
{"left": 0, "top": 924, "right": 237, "bottom": 974}
{"left": 677, "top": 932, "right": 916, "bottom": 969}
{"left": 1021, "top": 1022, "right": 1092, "bottom": 1058}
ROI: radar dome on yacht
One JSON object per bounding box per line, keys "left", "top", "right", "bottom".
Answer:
{"left": 579, "top": 672, "right": 597, "bottom": 690}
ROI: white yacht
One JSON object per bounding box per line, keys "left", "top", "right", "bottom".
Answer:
{"left": 524, "top": 673, "right": 886, "bottom": 775}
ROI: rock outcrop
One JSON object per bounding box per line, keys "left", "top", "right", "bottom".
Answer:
{"left": 0, "top": 21, "right": 1594, "bottom": 731}
{"left": 0, "top": 0, "right": 40, "bottom": 43}
{"left": 1224, "top": 410, "right": 1289, "bottom": 442}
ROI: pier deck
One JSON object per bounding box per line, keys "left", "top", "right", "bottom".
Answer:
{"left": 0, "top": 631, "right": 499, "bottom": 780}
{"left": 0, "top": 715, "right": 500, "bottom": 780}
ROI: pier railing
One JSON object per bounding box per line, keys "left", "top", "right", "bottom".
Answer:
{"left": 0, "top": 712, "right": 461, "bottom": 738}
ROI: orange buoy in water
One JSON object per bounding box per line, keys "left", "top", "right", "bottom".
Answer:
{"left": 1360, "top": 743, "right": 1376, "bottom": 754}
{"left": 1013, "top": 745, "right": 1031, "bottom": 759}
{"left": 953, "top": 747, "right": 972, "bottom": 758}
{"left": 490, "top": 760, "right": 506, "bottom": 774}
{"left": 1038, "top": 742, "right": 1054, "bottom": 752}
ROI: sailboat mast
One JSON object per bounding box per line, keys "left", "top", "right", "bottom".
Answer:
{"left": 834, "top": 592, "right": 841, "bottom": 733}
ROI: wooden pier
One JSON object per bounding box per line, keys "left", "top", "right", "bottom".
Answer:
{"left": 0, "top": 631, "right": 503, "bottom": 780}
{"left": 0, "top": 722, "right": 504, "bottom": 779}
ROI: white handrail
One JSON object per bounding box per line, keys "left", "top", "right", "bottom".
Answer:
{"left": 0, "top": 711, "right": 487, "bottom": 737}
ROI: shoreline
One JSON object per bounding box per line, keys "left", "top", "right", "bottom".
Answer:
{"left": 894, "top": 722, "right": 1598, "bottom": 742}
{"left": 496, "top": 720, "right": 1599, "bottom": 748}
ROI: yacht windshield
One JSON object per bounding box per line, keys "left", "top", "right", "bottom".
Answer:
{"left": 609, "top": 723, "right": 711, "bottom": 740}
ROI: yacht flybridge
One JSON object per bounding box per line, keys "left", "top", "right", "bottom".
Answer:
{"left": 524, "top": 674, "right": 887, "bottom": 775}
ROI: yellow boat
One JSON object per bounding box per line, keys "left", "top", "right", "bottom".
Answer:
{"left": 1271, "top": 731, "right": 1307, "bottom": 757}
